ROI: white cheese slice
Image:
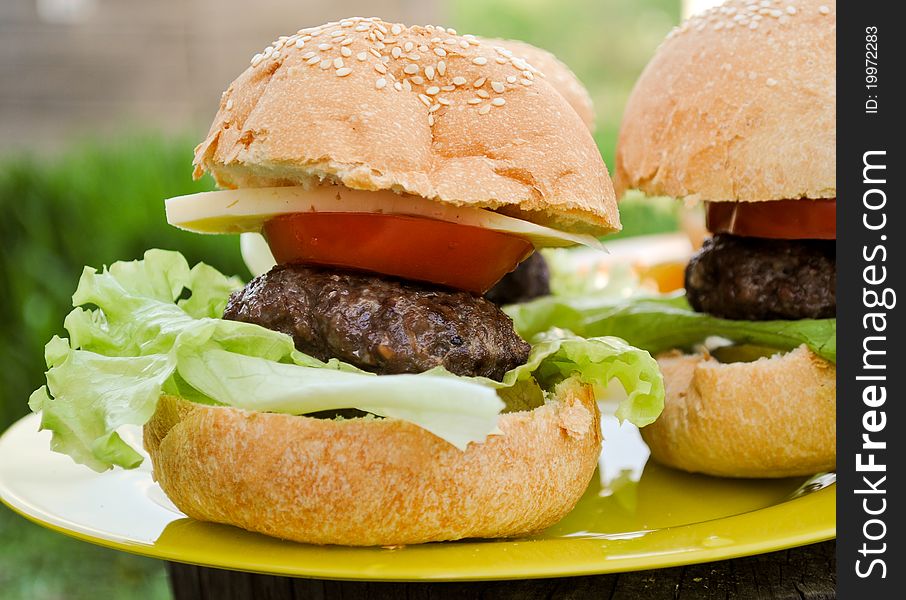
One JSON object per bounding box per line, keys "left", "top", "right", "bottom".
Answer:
{"left": 165, "top": 186, "right": 604, "bottom": 250}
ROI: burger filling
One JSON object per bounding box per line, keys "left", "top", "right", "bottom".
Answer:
{"left": 685, "top": 199, "right": 836, "bottom": 324}
{"left": 484, "top": 253, "right": 551, "bottom": 306}
{"left": 224, "top": 263, "right": 530, "bottom": 380}
{"left": 684, "top": 233, "right": 835, "bottom": 321}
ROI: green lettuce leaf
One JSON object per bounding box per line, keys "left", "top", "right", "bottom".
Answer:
{"left": 33, "top": 250, "right": 664, "bottom": 471}
{"left": 506, "top": 293, "right": 836, "bottom": 364}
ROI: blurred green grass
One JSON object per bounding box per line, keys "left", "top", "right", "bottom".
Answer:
{"left": 0, "top": 2, "right": 679, "bottom": 598}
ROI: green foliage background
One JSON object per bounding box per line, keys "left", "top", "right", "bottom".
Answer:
{"left": 0, "top": 1, "right": 679, "bottom": 598}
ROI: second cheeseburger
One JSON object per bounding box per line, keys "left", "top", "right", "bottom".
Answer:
{"left": 615, "top": 0, "right": 836, "bottom": 477}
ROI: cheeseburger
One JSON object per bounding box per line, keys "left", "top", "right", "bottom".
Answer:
{"left": 614, "top": 0, "right": 836, "bottom": 477}
{"left": 31, "top": 18, "right": 664, "bottom": 546}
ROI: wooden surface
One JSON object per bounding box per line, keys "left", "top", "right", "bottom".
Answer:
{"left": 167, "top": 540, "right": 835, "bottom": 599}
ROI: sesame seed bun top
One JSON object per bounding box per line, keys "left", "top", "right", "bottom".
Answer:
{"left": 614, "top": 0, "right": 836, "bottom": 203}
{"left": 194, "top": 17, "right": 618, "bottom": 236}
{"left": 484, "top": 38, "right": 595, "bottom": 132}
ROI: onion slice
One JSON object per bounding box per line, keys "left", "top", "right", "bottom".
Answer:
{"left": 165, "top": 186, "right": 604, "bottom": 250}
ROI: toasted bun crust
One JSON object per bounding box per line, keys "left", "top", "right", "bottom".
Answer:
{"left": 144, "top": 378, "right": 601, "bottom": 545}
{"left": 615, "top": 0, "right": 836, "bottom": 202}
{"left": 641, "top": 345, "right": 835, "bottom": 478}
{"left": 194, "top": 18, "right": 618, "bottom": 236}
{"left": 484, "top": 38, "right": 595, "bottom": 131}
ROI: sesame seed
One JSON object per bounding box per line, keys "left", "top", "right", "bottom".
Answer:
{"left": 356, "top": 52, "right": 367, "bottom": 61}
{"left": 476, "top": 89, "right": 490, "bottom": 98}
{"left": 295, "top": 39, "right": 305, "bottom": 49}
{"left": 341, "top": 37, "right": 355, "bottom": 46}
{"left": 428, "top": 114, "right": 435, "bottom": 126}
{"left": 506, "top": 75, "right": 517, "bottom": 84}
{"left": 306, "top": 55, "right": 320, "bottom": 65}
{"left": 404, "top": 41, "right": 414, "bottom": 52}
{"left": 392, "top": 47, "right": 402, "bottom": 58}
{"left": 478, "top": 104, "right": 491, "bottom": 115}
{"left": 437, "top": 60, "right": 446, "bottom": 76}
{"left": 333, "top": 57, "right": 344, "bottom": 68}
{"left": 376, "top": 77, "right": 387, "bottom": 89}
{"left": 404, "top": 63, "right": 419, "bottom": 75}
{"left": 336, "top": 67, "right": 352, "bottom": 77}
{"left": 391, "top": 23, "right": 402, "bottom": 35}
{"left": 410, "top": 76, "right": 425, "bottom": 85}
{"left": 302, "top": 51, "right": 316, "bottom": 59}
{"left": 472, "top": 56, "right": 488, "bottom": 65}
{"left": 418, "top": 94, "right": 432, "bottom": 107}
{"left": 468, "top": 98, "right": 482, "bottom": 104}
{"left": 523, "top": 71, "right": 534, "bottom": 80}
{"left": 251, "top": 53, "right": 263, "bottom": 66}
{"left": 320, "top": 59, "right": 332, "bottom": 69}
{"left": 452, "top": 76, "right": 467, "bottom": 86}
{"left": 786, "top": 6, "right": 797, "bottom": 14}
{"left": 434, "top": 47, "right": 447, "bottom": 57}
{"left": 491, "top": 98, "right": 506, "bottom": 107}
{"left": 374, "top": 62, "right": 387, "bottom": 74}
{"left": 429, "top": 103, "right": 441, "bottom": 112}
{"left": 426, "top": 86, "right": 440, "bottom": 95}
{"left": 818, "top": 5, "right": 830, "bottom": 14}
{"left": 441, "top": 85, "right": 455, "bottom": 91}
{"left": 225, "top": 98, "right": 234, "bottom": 110}
{"left": 425, "top": 65, "right": 435, "bottom": 80}
{"left": 495, "top": 57, "right": 508, "bottom": 64}
{"left": 491, "top": 81, "right": 505, "bottom": 93}
{"left": 473, "top": 77, "right": 486, "bottom": 87}
{"left": 369, "top": 48, "right": 382, "bottom": 58}
{"left": 520, "top": 78, "right": 533, "bottom": 86}
{"left": 318, "top": 43, "right": 331, "bottom": 51}
{"left": 355, "top": 24, "right": 369, "bottom": 32}
{"left": 406, "top": 53, "right": 419, "bottom": 61}
{"left": 447, "top": 27, "right": 457, "bottom": 34}
{"left": 394, "top": 81, "right": 403, "bottom": 91}
{"left": 437, "top": 97, "right": 451, "bottom": 105}
{"left": 766, "top": 78, "right": 778, "bottom": 87}
{"left": 459, "top": 40, "right": 470, "bottom": 49}
{"left": 419, "top": 44, "right": 429, "bottom": 52}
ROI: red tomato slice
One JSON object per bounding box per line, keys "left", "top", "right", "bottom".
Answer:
{"left": 706, "top": 199, "right": 836, "bottom": 240}
{"left": 263, "top": 212, "right": 535, "bottom": 293}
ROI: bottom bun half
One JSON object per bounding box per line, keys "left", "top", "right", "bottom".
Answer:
{"left": 143, "top": 377, "right": 601, "bottom": 546}
{"left": 641, "top": 345, "right": 835, "bottom": 478}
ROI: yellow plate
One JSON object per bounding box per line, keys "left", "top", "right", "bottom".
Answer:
{"left": 0, "top": 413, "right": 835, "bottom": 581}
